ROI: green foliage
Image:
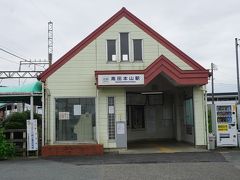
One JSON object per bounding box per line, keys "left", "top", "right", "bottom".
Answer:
{"left": 0, "top": 128, "right": 15, "bottom": 159}
{"left": 2, "top": 111, "right": 41, "bottom": 129}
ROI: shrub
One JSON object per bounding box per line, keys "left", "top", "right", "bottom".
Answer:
{"left": 0, "top": 128, "right": 15, "bottom": 159}
{"left": 3, "top": 111, "right": 41, "bottom": 129}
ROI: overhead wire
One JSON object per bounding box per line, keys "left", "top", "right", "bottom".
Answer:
{"left": 0, "top": 47, "right": 30, "bottom": 62}
{"left": 0, "top": 56, "right": 20, "bottom": 65}
{"left": 0, "top": 47, "right": 47, "bottom": 69}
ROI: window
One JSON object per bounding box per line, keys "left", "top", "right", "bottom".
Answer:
{"left": 184, "top": 98, "right": 194, "bottom": 135}
{"left": 133, "top": 39, "right": 142, "bottom": 61}
{"left": 120, "top": 33, "right": 129, "bottom": 61}
{"left": 107, "top": 40, "right": 116, "bottom": 61}
{"left": 107, "top": 34, "right": 142, "bottom": 62}
{"left": 55, "top": 98, "right": 95, "bottom": 141}
{"left": 127, "top": 105, "right": 145, "bottom": 129}
{"left": 126, "top": 93, "right": 145, "bottom": 129}
{"left": 108, "top": 97, "right": 115, "bottom": 139}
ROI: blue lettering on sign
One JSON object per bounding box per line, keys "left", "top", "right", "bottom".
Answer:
{"left": 135, "top": 76, "right": 140, "bottom": 80}
{"left": 117, "top": 76, "right": 122, "bottom": 81}
{"left": 123, "top": 76, "right": 128, "bottom": 81}
{"left": 111, "top": 76, "right": 116, "bottom": 81}
{"left": 129, "top": 76, "right": 134, "bottom": 80}
{"left": 103, "top": 77, "right": 109, "bottom": 83}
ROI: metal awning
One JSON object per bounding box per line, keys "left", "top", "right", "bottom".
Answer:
{"left": 0, "top": 81, "right": 42, "bottom": 105}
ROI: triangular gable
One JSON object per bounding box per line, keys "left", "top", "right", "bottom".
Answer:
{"left": 38, "top": 7, "right": 206, "bottom": 82}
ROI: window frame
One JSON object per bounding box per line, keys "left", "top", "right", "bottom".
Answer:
{"left": 183, "top": 97, "right": 194, "bottom": 135}
{"left": 106, "top": 39, "right": 117, "bottom": 62}
{"left": 127, "top": 105, "right": 145, "bottom": 130}
{"left": 119, "top": 32, "right": 130, "bottom": 62}
{"left": 54, "top": 96, "right": 96, "bottom": 143}
{"left": 107, "top": 96, "right": 116, "bottom": 140}
{"left": 132, "top": 39, "right": 143, "bottom": 61}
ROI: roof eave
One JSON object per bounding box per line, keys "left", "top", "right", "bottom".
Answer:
{"left": 39, "top": 7, "right": 207, "bottom": 81}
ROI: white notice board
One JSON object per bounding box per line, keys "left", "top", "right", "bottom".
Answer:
{"left": 26, "top": 119, "right": 38, "bottom": 151}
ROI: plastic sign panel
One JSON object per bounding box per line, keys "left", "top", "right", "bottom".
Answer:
{"left": 98, "top": 74, "right": 144, "bottom": 86}
{"left": 218, "top": 124, "right": 228, "bottom": 132}
{"left": 26, "top": 119, "right": 38, "bottom": 151}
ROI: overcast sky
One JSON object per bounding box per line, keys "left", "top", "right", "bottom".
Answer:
{"left": 1, "top": 0, "right": 240, "bottom": 92}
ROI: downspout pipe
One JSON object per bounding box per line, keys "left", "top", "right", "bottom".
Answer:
{"left": 41, "top": 82, "right": 45, "bottom": 147}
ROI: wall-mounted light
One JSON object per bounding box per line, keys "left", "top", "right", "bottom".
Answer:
{"left": 141, "top": 91, "right": 163, "bottom": 95}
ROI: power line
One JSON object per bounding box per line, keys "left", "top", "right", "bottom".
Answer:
{"left": 0, "top": 47, "right": 30, "bottom": 62}
{"left": 0, "top": 48, "right": 48, "bottom": 69}
{"left": 0, "top": 45, "right": 29, "bottom": 60}
{"left": 0, "top": 56, "right": 19, "bottom": 65}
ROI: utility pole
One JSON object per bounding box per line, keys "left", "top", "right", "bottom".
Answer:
{"left": 235, "top": 38, "right": 240, "bottom": 104}
{"left": 48, "top": 21, "right": 53, "bottom": 66}
{"left": 211, "top": 63, "right": 215, "bottom": 104}
{"left": 235, "top": 38, "right": 240, "bottom": 131}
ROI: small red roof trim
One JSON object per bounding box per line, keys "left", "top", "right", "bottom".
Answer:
{"left": 95, "top": 55, "right": 209, "bottom": 87}
{"left": 38, "top": 7, "right": 206, "bottom": 82}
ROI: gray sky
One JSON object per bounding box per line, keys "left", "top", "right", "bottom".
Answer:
{"left": 1, "top": 0, "right": 240, "bottom": 92}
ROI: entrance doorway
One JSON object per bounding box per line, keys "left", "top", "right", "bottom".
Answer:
{"left": 126, "top": 92, "right": 174, "bottom": 142}
{"left": 125, "top": 75, "right": 196, "bottom": 152}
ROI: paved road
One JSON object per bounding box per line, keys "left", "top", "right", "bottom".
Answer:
{"left": 1, "top": 151, "right": 240, "bottom": 180}
{"left": 45, "top": 152, "right": 225, "bottom": 165}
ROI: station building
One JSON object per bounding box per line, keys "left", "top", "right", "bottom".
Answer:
{"left": 38, "top": 8, "right": 210, "bottom": 156}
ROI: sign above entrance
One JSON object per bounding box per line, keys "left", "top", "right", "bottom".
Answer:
{"left": 98, "top": 74, "right": 144, "bottom": 86}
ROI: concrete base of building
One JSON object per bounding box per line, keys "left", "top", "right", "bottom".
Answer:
{"left": 41, "top": 144, "right": 104, "bottom": 157}
{"left": 195, "top": 145, "right": 207, "bottom": 149}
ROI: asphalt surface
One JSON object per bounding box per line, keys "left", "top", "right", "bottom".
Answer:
{"left": 44, "top": 152, "right": 226, "bottom": 165}
{"left": 1, "top": 151, "right": 240, "bottom": 180}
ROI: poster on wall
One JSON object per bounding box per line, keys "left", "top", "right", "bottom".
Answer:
{"left": 59, "top": 112, "right": 70, "bottom": 120}
{"left": 108, "top": 106, "right": 115, "bottom": 114}
{"left": 117, "top": 122, "right": 125, "bottom": 134}
{"left": 74, "top": 105, "right": 81, "bottom": 115}
{"left": 26, "top": 119, "right": 38, "bottom": 151}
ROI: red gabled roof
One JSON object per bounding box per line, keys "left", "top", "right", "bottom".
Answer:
{"left": 38, "top": 7, "right": 206, "bottom": 82}
{"left": 95, "top": 55, "right": 209, "bottom": 87}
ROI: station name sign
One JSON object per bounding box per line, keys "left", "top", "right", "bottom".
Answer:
{"left": 98, "top": 74, "right": 144, "bottom": 86}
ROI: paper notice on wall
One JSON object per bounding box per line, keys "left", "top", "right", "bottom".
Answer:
{"left": 74, "top": 105, "right": 81, "bottom": 115}
{"left": 108, "top": 106, "right": 114, "bottom": 114}
{"left": 112, "top": 54, "right": 116, "bottom": 61}
{"left": 122, "top": 54, "right": 128, "bottom": 61}
{"left": 59, "top": 112, "right": 70, "bottom": 120}
{"left": 117, "top": 122, "right": 125, "bottom": 134}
